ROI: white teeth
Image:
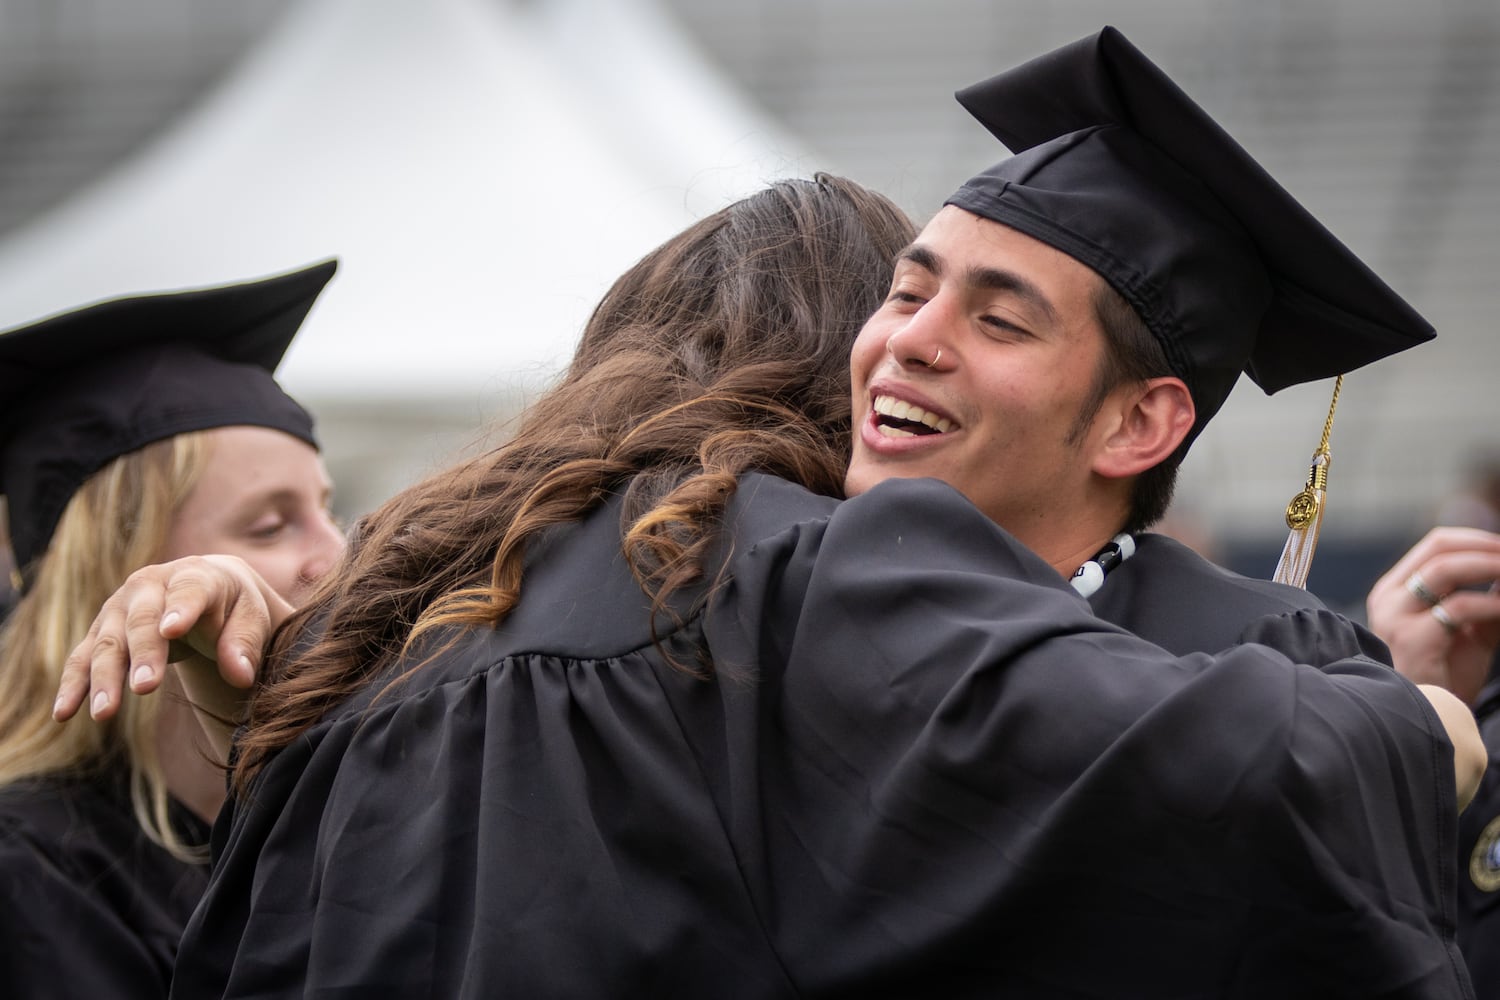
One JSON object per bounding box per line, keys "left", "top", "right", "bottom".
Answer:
{"left": 873, "top": 395, "right": 953, "bottom": 434}
{"left": 877, "top": 424, "right": 917, "bottom": 438}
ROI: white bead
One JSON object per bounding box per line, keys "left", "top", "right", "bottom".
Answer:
{"left": 1071, "top": 560, "right": 1105, "bottom": 597}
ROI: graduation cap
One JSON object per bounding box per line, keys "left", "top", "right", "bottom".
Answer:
{"left": 946, "top": 26, "right": 1434, "bottom": 443}
{"left": 0, "top": 259, "right": 337, "bottom": 581}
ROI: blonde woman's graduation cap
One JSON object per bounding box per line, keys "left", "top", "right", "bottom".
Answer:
{"left": 0, "top": 259, "right": 337, "bottom": 575}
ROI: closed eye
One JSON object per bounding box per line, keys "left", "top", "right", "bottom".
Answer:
{"left": 980, "top": 314, "right": 1033, "bottom": 339}
{"left": 246, "top": 515, "right": 288, "bottom": 541}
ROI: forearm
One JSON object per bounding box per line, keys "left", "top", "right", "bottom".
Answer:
{"left": 1418, "top": 682, "right": 1486, "bottom": 810}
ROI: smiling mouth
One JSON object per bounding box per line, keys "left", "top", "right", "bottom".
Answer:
{"left": 873, "top": 394, "right": 954, "bottom": 438}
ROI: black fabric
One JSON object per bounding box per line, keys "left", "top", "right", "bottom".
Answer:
{"left": 1457, "top": 676, "right": 1500, "bottom": 999}
{"left": 0, "top": 260, "right": 335, "bottom": 575}
{"left": 947, "top": 27, "right": 1433, "bottom": 443}
{"left": 1088, "top": 531, "right": 1393, "bottom": 662}
{"left": 173, "top": 475, "right": 1465, "bottom": 998}
{"left": 0, "top": 770, "right": 208, "bottom": 999}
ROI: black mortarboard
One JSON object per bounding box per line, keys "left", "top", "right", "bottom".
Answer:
{"left": 946, "top": 26, "right": 1434, "bottom": 443}
{"left": 0, "top": 259, "right": 337, "bottom": 577}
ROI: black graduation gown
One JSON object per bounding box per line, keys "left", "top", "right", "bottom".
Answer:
{"left": 1457, "top": 675, "right": 1500, "bottom": 999}
{"left": 173, "top": 475, "right": 1466, "bottom": 999}
{"left": 0, "top": 769, "right": 209, "bottom": 999}
{"left": 1088, "top": 531, "right": 1394, "bottom": 661}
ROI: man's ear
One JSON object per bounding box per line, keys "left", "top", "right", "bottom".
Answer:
{"left": 1092, "top": 377, "right": 1195, "bottom": 480}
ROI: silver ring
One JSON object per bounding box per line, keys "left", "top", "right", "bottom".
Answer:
{"left": 1431, "top": 603, "right": 1461, "bottom": 633}
{"left": 1406, "top": 571, "right": 1444, "bottom": 608}
{"left": 924, "top": 348, "right": 942, "bottom": 369}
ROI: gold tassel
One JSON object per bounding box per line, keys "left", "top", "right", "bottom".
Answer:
{"left": 1272, "top": 376, "right": 1343, "bottom": 588}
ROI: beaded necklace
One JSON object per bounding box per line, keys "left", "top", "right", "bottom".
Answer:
{"left": 1069, "top": 532, "right": 1136, "bottom": 598}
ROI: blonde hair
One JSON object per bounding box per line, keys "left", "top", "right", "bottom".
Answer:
{"left": 0, "top": 431, "right": 209, "bottom": 859}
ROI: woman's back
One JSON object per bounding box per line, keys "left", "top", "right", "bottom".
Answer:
{"left": 173, "top": 474, "right": 837, "bottom": 997}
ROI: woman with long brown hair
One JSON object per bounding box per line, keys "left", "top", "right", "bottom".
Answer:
{"left": 158, "top": 174, "right": 930, "bottom": 994}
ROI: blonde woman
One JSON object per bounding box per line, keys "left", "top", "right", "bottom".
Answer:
{"left": 0, "top": 262, "right": 344, "bottom": 998}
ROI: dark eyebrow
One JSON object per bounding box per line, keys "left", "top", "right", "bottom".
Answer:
{"left": 897, "top": 243, "right": 1058, "bottom": 324}
{"left": 898, "top": 243, "right": 941, "bottom": 274}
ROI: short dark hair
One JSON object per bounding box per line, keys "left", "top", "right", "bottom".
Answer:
{"left": 1066, "top": 280, "right": 1182, "bottom": 533}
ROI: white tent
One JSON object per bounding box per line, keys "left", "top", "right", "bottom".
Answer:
{"left": 0, "top": 0, "right": 818, "bottom": 506}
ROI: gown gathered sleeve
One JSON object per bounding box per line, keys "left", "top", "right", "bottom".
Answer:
{"left": 172, "top": 474, "right": 1467, "bottom": 1000}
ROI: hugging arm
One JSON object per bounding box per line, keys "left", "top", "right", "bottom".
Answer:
{"left": 716, "top": 477, "right": 1478, "bottom": 993}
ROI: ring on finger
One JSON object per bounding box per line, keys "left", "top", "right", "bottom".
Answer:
{"left": 1406, "top": 571, "right": 1445, "bottom": 608}
{"left": 1431, "top": 603, "right": 1461, "bottom": 633}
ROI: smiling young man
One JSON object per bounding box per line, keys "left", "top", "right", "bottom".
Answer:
{"left": 846, "top": 26, "right": 1444, "bottom": 669}
{"left": 843, "top": 30, "right": 1485, "bottom": 993}
{"left": 848, "top": 205, "right": 1190, "bottom": 581}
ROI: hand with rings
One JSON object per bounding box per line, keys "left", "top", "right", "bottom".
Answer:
{"left": 1403, "top": 569, "right": 1466, "bottom": 633}
{"left": 1368, "top": 526, "right": 1500, "bottom": 704}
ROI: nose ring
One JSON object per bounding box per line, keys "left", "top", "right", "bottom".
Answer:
{"left": 924, "top": 348, "right": 942, "bottom": 369}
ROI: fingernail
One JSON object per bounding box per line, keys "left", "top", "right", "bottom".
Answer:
{"left": 131, "top": 665, "right": 153, "bottom": 689}
{"left": 161, "top": 611, "right": 181, "bottom": 631}
{"left": 52, "top": 695, "right": 65, "bottom": 718}
{"left": 91, "top": 691, "right": 109, "bottom": 716}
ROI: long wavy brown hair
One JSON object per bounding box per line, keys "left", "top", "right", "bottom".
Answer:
{"left": 234, "top": 174, "right": 916, "bottom": 792}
